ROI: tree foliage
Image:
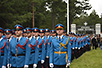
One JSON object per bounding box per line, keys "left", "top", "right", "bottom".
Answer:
{"left": 0, "top": 0, "right": 95, "bottom": 31}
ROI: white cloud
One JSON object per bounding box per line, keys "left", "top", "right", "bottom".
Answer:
{"left": 85, "top": 0, "right": 102, "bottom": 17}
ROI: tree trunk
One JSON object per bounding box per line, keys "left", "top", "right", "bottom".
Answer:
{"left": 32, "top": 2, "right": 34, "bottom": 28}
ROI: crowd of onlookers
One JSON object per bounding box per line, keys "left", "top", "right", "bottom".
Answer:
{"left": 90, "top": 34, "right": 102, "bottom": 50}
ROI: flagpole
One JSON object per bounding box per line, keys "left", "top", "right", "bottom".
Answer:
{"left": 67, "top": 0, "right": 69, "bottom": 34}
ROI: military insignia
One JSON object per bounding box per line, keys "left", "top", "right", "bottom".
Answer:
{"left": 56, "top": 38, "right": 57, "bottom": 39}
{"left": 58, "top": 25, "right": 61, "bottom": 28}
{"left": 35, "top": 29, "right": 37, "bottom": 31}
{"left": 40, "top": 30, "right": 42, "bottom": 32}
{"left": 46, "top": 29, "right": 48, "bottom": 31}
{"left": 17, "top": 26, "right": 19, "bottom": 28}
{"left": 7, "top": 30, "right": 8, "bottom": 32}
{"left": 63, "top": 37, "right": 64, "bottom": 39}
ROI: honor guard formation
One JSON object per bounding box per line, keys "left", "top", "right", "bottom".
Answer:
{"left": 0, "top": 24, "right": 91, "bottom": 68}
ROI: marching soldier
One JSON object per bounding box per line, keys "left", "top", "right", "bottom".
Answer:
{"left": 63, "top": 30, "right": 67, "bottom": 36}
{"left": 45, "top": 28, "right": 52, "bottom": 68}
{"left": 0, "top": 27, "right": 8, "bottom": 68}
{"left": 25, "top": 27, "right": 35, "bottom": 68}
{"left": 4, "top": 29, "right": 12, "bottom": 68}
{"left": 50, "top": 24, "right": 71, "bottom": 68}
{"left": 7, "top": 25, "right": 30, "bottom": 68}
{"left": 12, "top": 29, "right": 16, "bottom": 38}
{"left": 39, "top": 29, "right": 46, "bottom": 68}
{"left": 51, "top": 30, "right": 56, "bottom": 39}
{"left": 33, "top": 28, "right": 45, "bottom": 68}
{"left": 23, "top": 29, "right": 27, "bottom": 38}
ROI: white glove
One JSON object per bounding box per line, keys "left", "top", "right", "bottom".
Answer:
{"left": 78, "top": 48, "right": 80, "bottom": 50}
{"left": 7, "top": 64, "right": 11, "bottom": 68}
{"left": 75, "top": 47, "right": 77, "bottom": 49}
{"left": 24, "top": 65, "right": 28, "bottom": 68}
{"left": 33, "top": 64, "right": 37, "bottom": 68}
{"left": 66, "top": 63, "right": 70, "bottom": 67}
{"left": 46, "top": 56, "right": 49, "bottom": 58}
{"left": 41, "top": 60, "right": 44, "bottom": 64}
{"left": 49, "top": 63, "right": 54, "bottom": 68}
{"left": 2, "top": 66, "right": 6, "bottom": 68}
{"left": 72, "top": 48, "right": 74, "bottom": 49}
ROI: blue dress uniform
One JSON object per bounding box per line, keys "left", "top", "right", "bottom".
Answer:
{"left": 39, "top": 29, "right": 47, "bottom": 68}
{"left": 0, "top": 27, "right": 8, "bottom": 68}
{"left": 70, "top": 36, "right": 74, "bottom": 61}
{"left": 45, "top": 28, "right": 52, "bottom": 68}
{"left": 76, "top": 35, "right": 81, "bottom": 58}
{"left": 86, "top": 36, "right": 91, "bottom": 51}
{"left": 50, "top": 30, "right": 56, "bottom": 39}
{"left": 39, "top": 29, "right": 46, "bottom": 61}
{"left": 25, "top": 28, "right": 36, "bottom": 68}
{"left": 80, "top": 36, "right": 84, "bottom": 56}
{"left": 4, "top": 29, "right": 13, "bottom": 67}
{"left": 33, "top": 28, "right": 45, "bottom": 68}
{"left": 23, "top": 29, "right": 27, "bottom": 37}
{"left": 50, "top": 24, "right": 71, "bottom": 68}
{"left": 8, "top": 25, "right": 30, "bottom": 68}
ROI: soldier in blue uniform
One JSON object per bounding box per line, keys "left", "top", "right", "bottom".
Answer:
{"left": 23, "top": 29, "right": 27, "bottom": 38}
{"left": 7, "top": 25, "right": 30, "bottom": 68}
{"left": 25, "top": 27, "right": 36, "bottom": 68}
{"left": 4, "top": 29, "right": 13, "bottom": 68}
{"left": 50, "top": 24, "right": 71, "bottom": 68}
{"left": 51, "top": 30, "right": 56, "bottom": 39}
{"left": 45, "top": 28, "right": 52, "bottom": 68}
{"left": 39, "top": 29, "right": 46, "bottom": 68}
{"left": 63, "top": 30, "right": 67, "bottom": 36}
{"left": 86, "top": 35, "right": 91, "bottom": 51}
{"left": 0, "top": 27, "right": 8, "bottom": 68}
{"left": 12, "top": 29, "right": 16, "bottom": 38}
{"left": 33, "top": 28, "right": 45, "bottom": 68}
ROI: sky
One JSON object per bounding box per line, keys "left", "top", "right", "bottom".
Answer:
{"left": 63, "top": 0, "right": 102, "bottom": 17}
{"left": 87, "top": 0, "right": 102, "bottom": 16}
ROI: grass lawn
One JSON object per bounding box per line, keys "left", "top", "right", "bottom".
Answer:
{"left": 70, "top": 48, "right": 102, "bottom": 68}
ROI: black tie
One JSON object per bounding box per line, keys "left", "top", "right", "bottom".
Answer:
{"left": 17, "top": 38, "right": 19, "bottom": 42}
{"left": 8, "top": 40, "right": 10, "bottom": 46}
{"left": 59, "top": 37, "right": 61, "bottom": 41}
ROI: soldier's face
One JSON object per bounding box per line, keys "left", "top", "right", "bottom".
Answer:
{"left": 27, "top": 32, "right": 32, "bottom": 38}
{"left": 35, "top": 32, "right": 39, "bottom": 37}
{"left": 0, "top": 32, "right": 3, "bottom": 38}
{"left": 23, "top": 33, "right": 27, "bottom": 37}
{"left": 32, "top": 32, "right": 35, "bottom": 36}
{"left": 63, "top": 33, "right": 66, "bottom": 36}
{"left": 13, "top": 34, "right": 16, "bottom": 38}
{"left": 15, "top": 30, "right": 23, "bottom": 37}
{"left": 5, "top": 33, "right": 12, "bottom": 39}
{"left": 52, "top": 33, "right": 56, "bottom": 37}
{"left": 56, "top": 29, "right": 63, "bottom": 35}
{"left": 45, "top": 32, "right": 49, "bottom": 36}
{"left": 39, "top": 33, "right": 44, "bottom": 37}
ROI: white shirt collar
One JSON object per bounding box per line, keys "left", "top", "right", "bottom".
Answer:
{"left": 41, "top": 36, "right": 44, "bottom": 39}
{"left": 7, "top": 37, "right": 12, "bottom": 42}
{"left": 58, "top": 35, "right": 63, "bottom": 39}
{"left": 29, "top": 36, "right": 32, "bottom": 41}
{"left": 35, "top": 36, "right": 39, "bottom": 40}
{"left": 0, "top": 37, "right": 3, "bottom": 41}
{"left": 33, "top": 36, "right": 35, "bottom": 39}
{"left": 46, "top": 36, "right": 49, "bottom": 39}
{"left": 17, "top": 36, "right": 22, "bottom": 41}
